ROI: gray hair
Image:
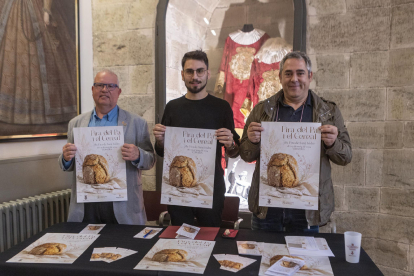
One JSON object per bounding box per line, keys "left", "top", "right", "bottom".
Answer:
{"left": 95, "top": 69, "right": 120, "bottom": 86}
{"left": 279, "top": 51, "right": 312, "bottom": 76}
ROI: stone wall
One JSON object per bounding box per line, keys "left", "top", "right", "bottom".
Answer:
{"left": 308, "top": 0, "right": 414, "bottom": 275}
{"left": 91, "top": 0, "right": 158, "bottom": 191}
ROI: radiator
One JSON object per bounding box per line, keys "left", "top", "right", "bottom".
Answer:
{"left": 0, "top": 189, "right": 71, "bottom": 253}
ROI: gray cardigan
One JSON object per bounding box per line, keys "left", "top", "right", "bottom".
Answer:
{"left": 58, "top": 107, "right": 156, "bottom": 225}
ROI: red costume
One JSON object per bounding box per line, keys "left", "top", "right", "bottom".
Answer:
{"left": 249, "top": 37, "right": 292, "bottom": 107}
{"left": 217, "top": 29, "right": 269, "bottom": 129}
{"left": 249, "top": 60, "right": 281, "bottom": 106}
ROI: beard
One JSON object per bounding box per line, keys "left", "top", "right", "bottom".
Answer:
{"left": 185, "top": 80, "right": 207, "bottom": 94}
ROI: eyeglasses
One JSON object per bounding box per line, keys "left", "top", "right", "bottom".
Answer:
{"left": 183, "top": 68, "right": 207, "bottom": 77}
{"left": 93, "top": 83, "right": 119, "bottom": 91}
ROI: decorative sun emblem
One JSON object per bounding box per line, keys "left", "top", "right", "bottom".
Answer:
{"left": 258, "top": 69, "right": 281, "bottom": 102}
{"left": 229, "top": 47, "right": 256, "bottom": 82}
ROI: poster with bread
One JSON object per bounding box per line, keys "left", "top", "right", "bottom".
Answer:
{"left": 259, "top": 243, "right": 333, "bottom": 276}
{"left": 73, "top": 126, "right": 127, "bottom": 203}
{"left": 161, "top": 127, "right": 217, "bottom": 208}
{"left": 7, "top": 233, "right": 99, "bottom": 264}
{"left": 134, "top": 239, "right": 215, "bottom": 274}
{"left": 259, "top": 122, "right": 321, "bottom": 210}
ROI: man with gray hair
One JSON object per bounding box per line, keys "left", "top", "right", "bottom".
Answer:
{"left": 59, "top": 70, "right": 155, "bottom": 225}
{"left": 240, "top": 51, "right": 352, "bottom": 232}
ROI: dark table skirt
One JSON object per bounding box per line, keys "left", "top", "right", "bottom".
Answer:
{"left": 0, "top": 223, "right": 383, "bottom": 276}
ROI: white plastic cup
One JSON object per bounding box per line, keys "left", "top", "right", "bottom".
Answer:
{"left": 344, "top": 231, "right": 362, "bottom": 263}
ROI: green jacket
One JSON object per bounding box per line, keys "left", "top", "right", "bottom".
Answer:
{"left": 240, "top": 90, "right": 352, "bottom": 226}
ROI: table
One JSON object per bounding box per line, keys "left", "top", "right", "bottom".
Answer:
{"left": 0, "top": 223, "right": 383, "bottom": 276}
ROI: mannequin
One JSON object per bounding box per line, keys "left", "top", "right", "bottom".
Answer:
{"left": 214, "top": 25, "right": 269, "bottom": 129}
{"left": 241, "top": 24, "right": 254, "bottom": 32}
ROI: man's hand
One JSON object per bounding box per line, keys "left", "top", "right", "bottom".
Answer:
{"left": 153, "top": 124, "right": 166, "bottom": 147}
{"left": 215, "top": 128, "right": 233, "bottom": 148}
{"left": 43, "top": 12, "right": 50, "bottom": 27}
{"left": 319, "top": 125, "right": 338, "bottom": 148}
{"left": 62, "top": 143, "right": 77, "bottom": 162}
{"left": 247, "top": 122, "right": 264, "bottom": 143}
{"left": 122, "top": 144, "right": 140, "bottom": 161}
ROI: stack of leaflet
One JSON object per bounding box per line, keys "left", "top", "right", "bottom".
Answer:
{"left": 90, "top": 247, "right": 137, "bottom": 263}
{"left": 213, "top": 254, "right": 257, "bottom": 273}
{"left": 285, "top": 236, "right": 334, "bottom": 257}
{"left": 175, "top": 223, "right": 200, "bottom": 239}
{"left": 237, "top": 241, "right": 263, "bottom": 256}
{"left": 265, "top": 256, "right": 306, "bottom": 276}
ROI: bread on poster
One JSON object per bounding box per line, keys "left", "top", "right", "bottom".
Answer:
{"left": 240, "top": 243, "right": 256, "bottom": 249}
{"left": 28, "top": 243, "right": 67, "bottom": 255}
{"left": 183, "top": 226, "right": 196, "bottom": 233}
{"left": 218, "top": 260, "right": 243, "bottom": 269}
{"left": 91, "top": 253, "right": 101, "bottom": 259}
{"left": 82, "top": 154, "right": 110, "bottom": 184}
{"left": 267, "top": 153, "right": 299, "bottom": 188}
{"left": 169, "top": 156, "right": 197, "bottom": 188}
{"left": 88, "top": 225, "right": 102, "bottom": 230}
{"left": 269, "top": 255, "right": 308, "bottom": 270}
{"left": 151, "top": 249, "right": 188, "bottom": 262}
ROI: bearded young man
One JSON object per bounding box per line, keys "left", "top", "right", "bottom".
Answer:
{"left": 240, "top": 51, "right": 352, "bottom": 233}
{"left": 153, "top": 50, "right": 239, "bottom": 227}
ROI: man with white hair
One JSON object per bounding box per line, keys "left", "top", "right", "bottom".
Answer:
{"left": 59, "top": 70, "right": 155, "bottom": 225}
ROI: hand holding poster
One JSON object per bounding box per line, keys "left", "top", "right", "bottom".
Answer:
{"left": 259, "top": 122, "right": 321, "bottom": 210}
{"left": 73, "top": 126, "right": 127, "bottom": 203}
{"left": 161, "top": 127, "right": 217, "bottom": 208}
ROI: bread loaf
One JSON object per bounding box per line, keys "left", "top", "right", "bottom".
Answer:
{"left": 267, "top": 153, "right": 299, "bottom": 188}
{"left": 169, "top": 156, "right": 197, "bottom": 187}
{"left": 28, "top": 243, "right": 67, "bottom": 255}
{"left": 151, "top": 249, "right": 188, "bottom": 262}
{"left": 82, "top": 154, "right": 110, "bottom": 184}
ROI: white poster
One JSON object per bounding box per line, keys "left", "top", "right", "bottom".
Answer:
{"left": 259, "top": 243, "right": 334, "bottom": 276}
{"left": 73, "top": 126, "right": 127, "bottom": 203}
{"left": 7, "top": 233, "right": 99, "bottom": 264}
{"left": 161, "top": 127, "right": 217, "bottom": 208}
{"left": 259, "top": 122, "right": 321, "bottom": 210}
{"left": 134, "top": 239, "right": 215, "bottom": 274}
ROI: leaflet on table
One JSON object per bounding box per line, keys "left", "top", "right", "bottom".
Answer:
{"left": 134, "top": 227, "right": 163, "bottom": 239}
{"left": 213, "top": 254, "right": 257, "bottom": 273}
{"left": 285, "top": 236, "right": 334, "bottom": 257}
{"left": 161, "top": 127, "right": 217, "bottom": 209}
{"left": 79, "top": 224, "right": 106, "bottom": 234}
{"left": 237, "top": 241, "right": 264, "bottom": 256}
{"left": 90, "top": 247, "right": 137, "bottom": 263}
{"left": 73, "top": 126, "right": 127, "bottom": 203}
{"left": 259, "top": 243, "right": 334, "bottom": 276}
{"left": 176, "top": 223, "right": 200, "bottom": 239}
{"left": 7, "top": 233, "right": 99, "bottom": 264}
{"left": 259, "top": 122, "right": 321, "bottom": 210}
{"left": 265, "top": 256, "right": 305, "bottom": 276}
{"left": 134, "top": 239, "right": 215, "bottom": 274}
